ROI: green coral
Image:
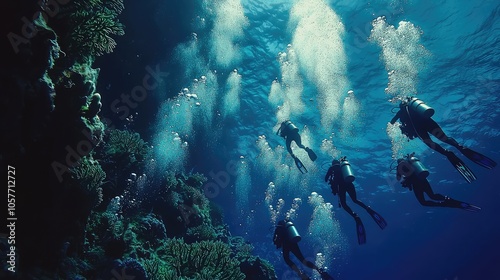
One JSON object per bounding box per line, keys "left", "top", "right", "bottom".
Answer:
{"left": 186, "top": 224, "right": 217, "bottom": 242}
{"left": 143, "top": 256, "right": 176, "bottom": 280}
{"left": 163, "top": 238, "right": 245, "bottom": 280}
{"left": 105, "top": 129, "right": 151, "bottom": 164}
{"left": 158, "top": 172, "right": 214, "bottom": 238}
{"left": 74, "top": 0, "right": 125, "bottom": 13}
{"left": 64, "top": 0, "right": 125, "bottom": 60}
{"left": 230, "top": 236, "right": 255, "bottom": 261}
{"left": 70, "top": 155, "right": 106, "bottom": 207}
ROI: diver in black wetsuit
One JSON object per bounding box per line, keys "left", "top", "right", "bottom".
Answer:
{"left": 324, "top": 157, "right": 387, "bottom": 245}
{"left": 276, "top": 120, "right": 317, "bottom": 173}
{"left": 273, "top": 220, "right": 335, "bottom": 280}
{"left": 396, "top": 153, "right": 481, "bottom": 211}
{"left": 390, "top": 97, "right": 496, "bottom": 183}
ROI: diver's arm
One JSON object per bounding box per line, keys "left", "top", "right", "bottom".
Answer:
{"left": 390, "top": 110, "right": 401, "bottom": 124}
{"left": 324, "top": 167, "right": 333, "bottom": 182}
{"left": 396, "top": 165, "right": 402, "bottom": 181}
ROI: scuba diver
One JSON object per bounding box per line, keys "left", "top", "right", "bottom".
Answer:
{"left": 396, "top": 153, "right": 481, "bottom": 211}
{"left": 324, "top": 157, "right": 387, "bottom": 245}
{"left": 390, "top": 97, "right": 496, "bottom": 183}
{"left": 273, "top": 219, "right": 335, "bottom": 280}
{"left": 276, "top": 120, "right": 317, "bottom": 173}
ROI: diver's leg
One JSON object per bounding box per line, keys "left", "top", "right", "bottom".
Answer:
{"left": 339, "top": 188, "right": 356, "bottom": 218}
{"left": 347, "top": 183, "right": 387, "bottom": 229}
{"left": 414, "top": 188, "right": 441, "bottom": 207}
{"left": 429, "top": 122, "right": 497, "bottom": 169}
{"left": 293, "top": 245, "right": 321, "bottom": 271}
{"left": 286, "top": 138, "right": 294, "bottom": 156}
{"left": 341, "top": 186, "right": 366, "bottom": 244}
{"left": 346, "top": 183, "right": 369, "bottom": 209}
{"left": 421, "top": 181, "right": 446, "bottom": 201}
{"left": 415, "top": 181, "right": 453, "bottom": 207}
{"left": 413, "top": 182, "right": 442, "bottom": 207}
{"left": 426, "top": 119, "right": 462, "bottom": 149}
{"left": 420, "top": 127, "right": 476, "bottom": 182}
{"left": 292, "top": 132, "right": 306, "bottom": 149}
{"left": 420, "top": 130, "right": 449, "bottom": 156}
{"left": 284, "top": 245, "right": 309, "bottom": 280}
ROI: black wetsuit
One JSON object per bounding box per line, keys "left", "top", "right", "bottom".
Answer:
{"left": 324, "top": 165, "right": 371, "bottom": 218}
{"left": 278, "top": 120, "right": 306, "bottom": 157}
{"left": 390, "top": 105, "right": 462, "bottom": 156}
{"left": 397, "top": 159, "right": 465, "bottom": 208}
{"left": 273, "top": 221, "right": 325, "bottom": 280}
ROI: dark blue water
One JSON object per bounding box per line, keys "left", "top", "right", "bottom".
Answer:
{"left": 97, "top": 0, "right": 500, "bottom": 279}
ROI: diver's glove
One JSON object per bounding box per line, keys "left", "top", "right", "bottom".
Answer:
{"left": 401, "top": 179, "right": 412, "bottom": 191}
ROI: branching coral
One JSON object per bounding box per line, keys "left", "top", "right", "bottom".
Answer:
{"left": 229, "top": 236, "right": 255, "bottom": 261}
{"left": 157, "top": 172, "right": 213, "bottom": 236}
{"left": 186, "top": 224, "right": 217, "bottom": 242}
{"left": 104, "top": 129, "right": 150, "bottom": 164}
{"left": 63, "top": 0, "right": 125, "bottom": 59}
{"left": 143, "top": 257, "right": 176, "bottom": 280}
{"left": 74, "top": 0, "right": 125, "bottom": 14}
{"left": 70, "top": 155, "right": 106, "bottom": 207}
{"left": 164, "top": 238, "right": 245, "bottom": 280}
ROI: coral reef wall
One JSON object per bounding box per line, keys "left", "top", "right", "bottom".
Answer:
{"left": 2, "top": 0, "right": 123, "bottom": 274}
{"left": 1, "top": 1, "right": 277, "bottom": 279}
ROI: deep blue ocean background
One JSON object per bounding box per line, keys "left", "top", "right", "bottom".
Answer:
{"left": 96, "top": 0, "right": 500, "bottom": 279}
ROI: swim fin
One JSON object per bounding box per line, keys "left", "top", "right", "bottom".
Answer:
{"left": 459, "top": 147, "right": 497, "bottom": 169}
{"left": 305, "top": 147, "right": 318, "bottom": 161}
{"left": 444, "top": 197, "right": 481, "bottom": 212}
{"left": 294, "top": 156, "right": 308, "bottom": 174}
{"left": 445, "top": 151, "right": 477, "bottom": 183}
{"left": 366, "top": 207, "right": 387, "bottom": 230}
{"left": 354, "top": 216, "right": 366, "bottom": 245}
{"left": 459, "top": 202, "right": 481, "bottom": 212}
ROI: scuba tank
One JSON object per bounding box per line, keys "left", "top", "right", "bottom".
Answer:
{"left": 408, "top": 97, "right": 435, "bottom": 118}
{"left": 277, "top": 120, "right": 298, "bottom": 137}
{"left": 408, "top": 154, "right": 429, "bottom": 179}
{"left": 284, "top": 221, "right": 301, "bottom": 243}
{"left": 283, "top": 120, "right": 299, "bottom": 134}
{"left": 340, "top": 156, "right": 355, "bottom": 183}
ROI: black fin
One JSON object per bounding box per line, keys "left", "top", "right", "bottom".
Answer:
{"left": 294, "top": 157, "right": 308, "bottom": 173}
{"left": 355, "top": 216, "right": 366, "bottom": 245}
{"left": 446, "top": 151, "right": 477, "bottom": 183}
{"left": 460, "top": 147, "right": 497, "bottom": 169}
{"left": 306, "top": 147, "right": 318, "bottom": 161}
{"left": 367, "top": 208, "right": 387, "bottom": 229}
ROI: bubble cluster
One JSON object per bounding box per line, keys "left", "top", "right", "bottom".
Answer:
{"left": 341, "top": 90, "right": 361, "bottom": 139}
{"left": 222, "top": 69, "right": 242, "bottom": 118}
{"left": 235, "top": 158, "right": 251, "bottom": 214}
{"left": 386, "top": 122, "right": 420, "bottom": 159}
{"left": 209, "top": 0, "right": 248, "bottom": 68}
{"left": 369, "top": 16, "right": 430, "bottom": 98}
{"left": 285, "top": 197, "right": 302, "bottom": 221}
{"left": 271, "top": 45, "right": 305, "bottom": 123}
{"left": 320, "top": 138, "right": 341, "bottom": 159}
{"left": 308, "top": 192, "right": 346, "bottom": 265}
{"left": 289, "top": 0, "right": 349, "bottom": 130}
